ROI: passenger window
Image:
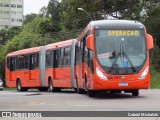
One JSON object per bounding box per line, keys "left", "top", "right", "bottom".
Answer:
{"left": 53, "top": 50, "right": 59, "bottom": 68}
{"left": 30, "top": 53, "right": 38, "bottom": 70}
{"left": 46, "top": 51, "right": 52, "bottom": 67}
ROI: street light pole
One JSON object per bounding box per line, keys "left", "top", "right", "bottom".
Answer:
{"left": 77, "top": 8, "right": 93, "bottom": 21}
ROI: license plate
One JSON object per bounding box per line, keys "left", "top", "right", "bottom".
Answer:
{"left": 118, "top": 82, "right": 128, "bottom": 86}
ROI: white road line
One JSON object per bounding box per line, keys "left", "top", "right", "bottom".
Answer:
{"left": 0, "top": 91, "right": 40, "bottom": 95}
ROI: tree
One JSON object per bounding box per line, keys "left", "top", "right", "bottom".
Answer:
{"left": 48, "top": 0, "right": 61, "bottom": 32}
{"left": 23, "top": 13, "right": 40, "bottom": 25}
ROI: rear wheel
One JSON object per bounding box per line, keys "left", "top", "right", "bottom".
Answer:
{"left": 16, "top": 80, "right": 28, "bottom": 92}
{"left": 76, "top": 77, "right": 84, "bottom": 94}
{"left": 54, "top": 88, "right": 61, "bottom": 92}
{"left": 77, "top": 88, "right": 84, "bottom": 94}
{"left": 132, "top": 90, "right": 139, "bottom": 96}
{"left": 38, "top": 87, "right": 48, "bottom": 92}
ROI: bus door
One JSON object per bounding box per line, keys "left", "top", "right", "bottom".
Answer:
{"left": 58, "top": 48, "right": 65, "bottom": 86}
{"left": 81, "top": 38, "right": 86, "bottom": 85}
{"left": 29, "top": 53, "right": 39, "bottom": 86}
{"left": 63, "top": 47, "right": 71, "bottom": 87}
{"left": 76, "top": 42, "right": 83, "bottom": 88}
{"left": 22, "top": 55, "right": 30, "bottom": 84}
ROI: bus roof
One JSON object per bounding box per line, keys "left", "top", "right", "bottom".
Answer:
{"left": 90, "top": 20, "right": 145, "bottom": 30}
{"left": 7, "top": 39, "right": 76, "bottom": 57}
{"left": 77, "top": 20, "right": 145, "bottom": 41}
{"left": 45, "top": 39, "right": 75, "bottom": 50}
{"left": 7, "top": 46, "right": 41, "bottom": 57}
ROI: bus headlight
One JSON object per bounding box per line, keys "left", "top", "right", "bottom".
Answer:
{"left": 138, "top": 66, "right": 149, "bottom": 80}
{"left": 96, "top": 67, "right": 108, "bottom": 80}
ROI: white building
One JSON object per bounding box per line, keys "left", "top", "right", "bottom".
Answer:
{"left": 0, "top": 0, "right": 23, "bottom": 30}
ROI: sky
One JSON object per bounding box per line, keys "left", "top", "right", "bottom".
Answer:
{"left": 24, "top": 0, "right": 50, "bottom": 15}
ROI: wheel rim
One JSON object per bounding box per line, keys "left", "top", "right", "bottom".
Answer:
{"left": 17, "top": 81, "right": 21, "bottom": 90}
{"left": 49, "top": 81, "right": 53, "bottom": 91}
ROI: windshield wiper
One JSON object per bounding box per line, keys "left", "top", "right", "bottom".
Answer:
{"left": 108, "top": 51, "right": 121, "bottom": 74}
{"left": 122, "top": 50, "right": 137, "bottom": 73}
{"left": 109, "top": 43, "right": 136, "bottom": 74}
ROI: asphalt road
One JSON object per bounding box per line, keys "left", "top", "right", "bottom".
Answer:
{"left": 0, "top": 89, "right": 160, "bottom": 120}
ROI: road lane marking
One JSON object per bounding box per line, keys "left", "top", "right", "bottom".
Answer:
{"left": 0, "top": 91, "right": 40, "bottom": 95}
{"left": 28, "top": 101, "right": 46, "bottom": 105}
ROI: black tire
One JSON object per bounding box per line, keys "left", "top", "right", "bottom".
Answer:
{"left": 74, "top": 88, "right": 77, "bottom": 92}
{"left": 54, "top": 88, "right": 61, "bottom": 92}
{"left": 16, "top": 80, "right": 27, "bottom": 92}
{"left": 38, "top": 87, "right": 48, "bottom": 92}
{"left": 85, "top": 80, "right": 95, "bottom": 97}
{"left": 77, "top": 88, "right": 84, "bottom": 94}
{"left": 48, "top": 79, "right": 54, "bottom": 92}
{"left": 76, "top": 77, "right": 84, "bottom": 94}
{"left": 132, "top": 90, "right": 139, "bottom": 96}
{"left": 87, "top": 90, "right": 96, "bottom": 97}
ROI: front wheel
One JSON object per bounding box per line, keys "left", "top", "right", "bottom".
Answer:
{"left": 132, "top": 90, "right": 139, "bottom": 96}
{"left": 87, "top": 90, "right": 96, "bottom": 97}
{"left": 85, "top": 81, "right": 95, "bottom": 97}
{"left": 48, "top": 79, "right": 54, "bottom": 92}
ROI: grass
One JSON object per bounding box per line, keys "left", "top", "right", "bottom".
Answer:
{"left": 150, "top": 66, "right": 160, "bottom": 89}
{"left": 3, "top": 87, "right": 16, "bottom": 91}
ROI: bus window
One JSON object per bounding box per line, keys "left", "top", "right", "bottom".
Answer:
{"left": 30, "top": 54, "right": 38, "bottom": 70}
{"left": 24, "top": 55, "right": 29, "bottom": 69}
{"left": 7, "top": 57, "right": 10, "bottom": 70}
{"left": 10, "top": 57, "right": 16, "bottom": 71}
{"left": 64, "top": 47, "right": 71, "bottom": 66}
{"left": 17, "top": 55, "right": 29, "bottom": 70}
{"left": 88, "top": 50, "right": 94, "bottom": 73}
{"left": 75, "top": 42, "right": 82, "bottom": 64}
{"left": 59, "top": 48, "right": 64, "bottom": 66}
{"left": 82, "top": 37, "right": 86, "bottom": 62}
{"left": 53, "top": 50, "right": 59, "bottom": 68}
{"left": 46, "top": 51, "right": 52, "bottom": 67}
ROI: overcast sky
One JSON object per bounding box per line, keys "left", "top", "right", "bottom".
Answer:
{"left": 24, "top": 0, "right": 50, "bottom": 15}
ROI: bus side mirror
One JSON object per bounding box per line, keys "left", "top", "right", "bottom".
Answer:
{"left": 146, "top": 34, "right": 153, "bottom": 50}
{"left": 86, "top": 34, "right": 94, "bottom": 51}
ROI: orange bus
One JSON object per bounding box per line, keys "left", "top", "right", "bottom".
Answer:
{"left": 44, "top": 40, "right": 76, "bottom": 92}
{"left": 5, "top": 39, "right": 76, "bottom": 91}
{"left": 74, "top": 20, "right": 153, "bottom": 97}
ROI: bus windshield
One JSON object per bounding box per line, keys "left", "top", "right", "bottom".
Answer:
{"left": 95, "top": 30, "right": 146, "bottom": 72}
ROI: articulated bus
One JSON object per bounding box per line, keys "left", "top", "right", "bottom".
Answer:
{"left": 5, "top": 40, "right": 76, "bottom": 92}
{"left": 74, "top": 20, "right": 153, "bottom": 97}
{"left": 6, "top": 20, "right": 153, "bottom": 97}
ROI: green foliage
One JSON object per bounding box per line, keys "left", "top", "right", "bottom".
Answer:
{"left": 0, "top": 0, "right": 160, "bottom": 89}
{"left": 0, "top": 17, "right": 56, "bottom": 80}
{"left": 150, "top": 45, "right": 160, "bottom": 71}
{"left": 150, "top": 66, "right": 160, "bottom": 89}
{"left": 0, "top": 26, "right": 22, "bottom": 44}
{"left": 23, "top": 13, "right": 40, "bottom": 25}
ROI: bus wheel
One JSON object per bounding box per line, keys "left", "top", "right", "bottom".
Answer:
{"left": 76, "top": 77, "right": 84, "bottom": 94}
{"left": 87, "top": 90, "right": 96, "bottom": 97}
{"left": 74, "top": 88, "right": 77, "bottom": 92}
{"left": 85, "top": 81, "right": 95, "bottom": 97}
{"left": 54, "top": 88, "right": 61, "bottom": 92}
{"left": 38, "top": 87, "right": 48, "bottom": 92}
{"left": 16, "top": 80, "right": 26, "bottom": 92}
{"left": 77, "top": 88, "right": 84, "bottom": 94}
{"left": 48, "top": 79, "right": 54, "bottom": 92}
{"left": 132, "top": 90, "right": 139, "bottom": 96}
